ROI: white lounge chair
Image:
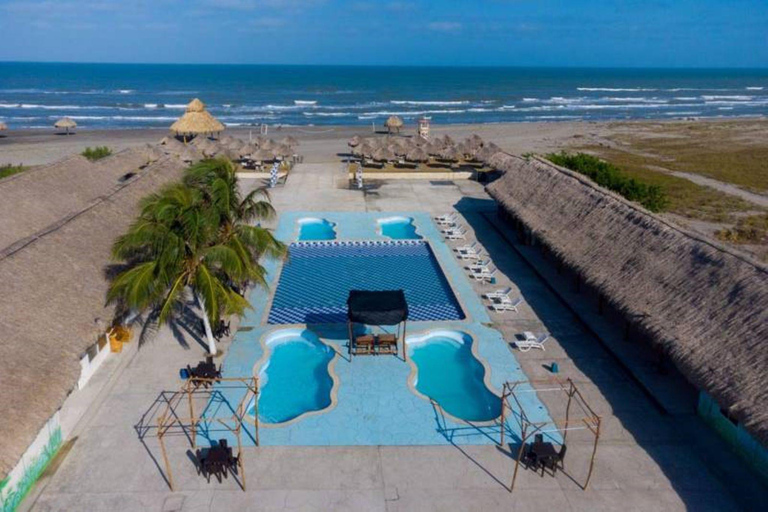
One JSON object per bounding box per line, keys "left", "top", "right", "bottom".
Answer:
{"left": 490, "top": 296, "right": 524, "bottom": 313}
{"left": 469, "top": 265, "right": 496, "bottom": 281}
{"left": 514, "top": 332, "right": 549, "bottom": 352}
{"left": 455, "top": 241, "right": 478, "bottom": 254}
{"left": 444, "top": 228, "right": 467, "bottom": 240}
{"left": 435, "top": 213, "right": 457, "bottom": 224}
{"left": 467, "top": 260, "right": 491, "bottom": 273}
{"left": 482, "top": 287, "right": 513, "bottom": 300}
{"left": 441, "top": 225, "right": 464, "bottom": 235}
{"left": 456, "top": 249, "right": 482, "bottom": 261}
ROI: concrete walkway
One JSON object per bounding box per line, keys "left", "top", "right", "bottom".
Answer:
{"left": 22, "top": 155, "right": 762, "bottom": 511}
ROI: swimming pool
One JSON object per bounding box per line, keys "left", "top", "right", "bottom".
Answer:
{"left": 249, "top": 329, "right": 336, "bottom": 424}
{"left": 407, "top": 330, "right": 501, "bottom": 422}
{"left": 378, "top": 216, "right": 422, "bottom": 240}
{"left": 298, "top": 218, "right": 336, "bottom": 241}
{"left": 268, "top": 240, "right": 464, "bottom": 324}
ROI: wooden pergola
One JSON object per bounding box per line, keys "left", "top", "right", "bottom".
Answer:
{"left": 500, "top": 378, "right": 601, "bottom": 492}
{"left": 155, "top": 376, "right": 259, "bottom": 491}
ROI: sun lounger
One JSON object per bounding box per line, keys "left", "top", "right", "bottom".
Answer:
{"left": 467, "top": 259, "right": 491, "bottom": 272}
{"left": 514, "top": 332, "right": 549, "bottom": 352}
{"left": 456, "top": 249, "right": 482, "bottom": 260}
{"left": 468, "top": 266, "right": 496, "bottom": 281}
{"left": 435, "top": 213, "right": 457, "bottom": 224}
{"left": 482, "top": 287, "right": 513, "bottom": 300}
{"left": 455, "top": 241, "right": 478, "bottom": 254}
{"left": 440, "top": 225, "right": 464, "bottom": 235}
{"left": 490, "top": 296, "right": 524, "bottom": 313}
{"left": 444, "top": 228, "right": 467, "bottom": 240}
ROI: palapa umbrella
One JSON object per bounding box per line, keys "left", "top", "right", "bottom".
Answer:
{"left": 0, "top": 121, "right": 7, "bottom": 133}
{"left": 219, "top": 134, "right": 236, "bottom": 145}
{"left": 438, "top": 146, "right": 463, "bottom": 162}
{"left": 358, "top": 142, "right": 375, "bottom": 158}
{"left": 385, "top": 115, "right": 404, "bottom": 134}
{"left": 411, "top": 135, "right": 428, "bottom": 147}
{"left": 226, "top": 139, "right": 247, "bottom": 152}
{"left": 423, "top": 142, "right": 442, "bottom": 156}
{"left": 143, "top": 144, "right": 164, "bottom": 164}
{"left": 476, "top": 142, "right": 502, "bottom": 162}
{"left": 347, "top": 135, "right": 362, "bottom": 148}
{"left": 179, "top": 146, "right": 200, "bottom": 163}
{"left": 170, "top": 98, "right": 225, "bottom": 139}
{"left": 239, "top": 143, "right": 259, "bottom": 158}
{"left": 280, "top": 135, "right": 299, "bottom": 147}
{"left": 455, "top": 141, "right": 473, "bottom": 157}
{"left": 274, "top": 144, "right": 293, "bottom": 158}
{"left": 260, "top": 138, "right": 277, "bottom": 150}
{"left": 250, "top": 148, "right": 275, "bottom": 162}
{"left": 441, "top": 134, "right": 455, "bottom": 146}
{"left": 54, "top": 117, "right": 77, "bottom": 135}
{"left": 405, "top": 146, "right": 429, "bottom": 163}
{"left": 468, "top": 134, "right": 484, "bottom": 149}
{"left": 372, "top": 147, "right": 396, "bottom": 162}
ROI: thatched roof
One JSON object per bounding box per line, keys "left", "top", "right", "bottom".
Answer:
{"left": 405, "top": 147, "right": 429, "bottom": 162}
{"left": 438, "top": 146, "right": 462, "bottom": 161}
{"left": 280, "top": 136, "right": 299, "bottom": 147}
{"left": 485, "top": 154, "right": 768, "bottom": 445}
{"left": 0, "top": 154, "right": 185, "bottom": 478}
{"left": 385, "top": 115, "right": 404, "bottom": 128}
{"left": 476, "top": 142, "right": 502, "bottom": 162}
{"left": 372, "top": 147, "right": 396, "bottom": 162}
{"left": 249, "top": 148, "right": 275, "bottom": 161}
{"left": 348, "top": 135, "right": 362, "bottom": 148}
{"left": 54, "top": 117, "right": 77, "bottom": 129}
{"left": 0, "top": 122, "right": 7, "bottom": 131}
{"left": 170, "top": 98, "right": 224, "bottom": 135}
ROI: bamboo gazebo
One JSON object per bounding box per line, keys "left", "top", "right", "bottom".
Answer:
{"left": 170, "top": 98, "right": 225, "bottom": 142}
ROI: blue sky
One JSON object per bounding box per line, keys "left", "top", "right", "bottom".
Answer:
{"left": 0, "top": 0, "right": 766, "bottom": 67}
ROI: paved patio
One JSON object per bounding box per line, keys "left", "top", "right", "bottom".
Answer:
{"left": 22, "top": 143, "right": 763, "bottom": 511}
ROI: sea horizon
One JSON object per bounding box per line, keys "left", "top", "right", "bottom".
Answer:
{"left": 1, "top": 62, "right": 766, "bottom": 130}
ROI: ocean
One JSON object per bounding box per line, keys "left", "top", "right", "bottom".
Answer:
{"left": 0, "top": 63, "right": 766, "bottom": 129}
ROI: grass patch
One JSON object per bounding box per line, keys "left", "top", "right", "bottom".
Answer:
{"left": 610, "top": 120, "right": 768, "bottom": 192}
{"left": 0, "top": 164, "right": 26, "bottom": 180}
{"left": 580, "top": 147, "right": 758, "bottom": 223}
{"left": 546, "top": 151, "right": 668, "bottom": 212}
{"left": 715, "top": 214, "right": 768, "bottom": 245}
{"left": 81, "top": 146, "right": 112, "bottom": 161}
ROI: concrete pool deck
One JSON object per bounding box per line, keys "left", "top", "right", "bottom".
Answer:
{"left": 205, "top": 211, "right": 555, "bottom": 446}
{"left": 22, "top": 147, "right": 766, "bottom": 511}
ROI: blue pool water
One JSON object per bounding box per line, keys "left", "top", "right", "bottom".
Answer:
{"left": 269, "top": 240, "right": 464, "bottom": 324}
{"left": 249, "top": 329, "right": 335, "bottom": 423}
{"left": 298, "top": 218, "right": 336, "bottom": 241}
{"left": 379, "top": 217, "right": 422, "bottom": 240}
{"left": 408, "top": 331, "right": 501, "bottom": 422}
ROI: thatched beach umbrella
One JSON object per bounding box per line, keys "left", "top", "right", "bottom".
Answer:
{"left": 423, "top": 142, "right": 442, "bottom": 156}
{"left": 179, "top": 146, "right": 200, "bottom": 163}
{"left": 385, "top": 116, "right": 404, "bottom": 134}
{"left": 358, "top": 142, "right": 375, "bottom": 158}
{"left": 239, "top": 143, "right": 259, "bottom": 158}
{"left": 54, "top": 117, "right": 77, "bottom": 135}
{"left": 170, "top": 98, "right": 225, "bottom": 140}
{"left": 0, "top": 122, "right": 7, "bottom": 133}
{"left": 441, "top": 134, "right": 455, "bottom": 147}
{"left": 456, "top": 141, "right": 474, "bottom": 158}
{"left": 143, "top": 144, "right": 164, "bottom": 164}
{"left": 348, "top": 135, "right": 362, "bottom": 148}
{"left": 250, "top": 148, "right": 275, "bottom": 162}
{"left": 405, "top": 146, "right": 429, "bottom": 163}
{"left": 274, "top": 144, "right": 293, "bottom": 158}
{"left": 468, "top": 134, "right": 484, "bottom": 149}
{"left": 260, "top": 139, "right": 277, "bottom": 151}
{"left": 438, "top": 146, "right": 463, "bottom": 162}
{"left": 280, "top": 136, "right": 299, "bottom": 147}
{"left": 476, "top": 142, "right": 502, "bottom": 162}
{"left": 373, "top": 147, "right": 396, "bottom": 162}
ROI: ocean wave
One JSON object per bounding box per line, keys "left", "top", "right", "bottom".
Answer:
{"left": 577, "top": 87, "right": 658, "bottom": 92}
{"left": 746, "top": 87, "right": 764, "bottom": 91}
{"left": 294, "top": 100, "right": 317, "bottom": 106}
{"left": 390, "top": 100, "right": 469, "bottom": 106}
{"left": 359, "top": 109, "right": 467, "bottom": 116}
{"left": 522, "top": 98, "right": 539, "bottom": 102}
{"left": 303, "top": 112, "right": 349, "bottom": 117}
{"left": 701, "top": 95, "right": 753, "bottom": 101}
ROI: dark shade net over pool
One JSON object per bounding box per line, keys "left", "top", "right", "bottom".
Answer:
{"left": 269, "top": 241, "right": 464, "bottom": 324}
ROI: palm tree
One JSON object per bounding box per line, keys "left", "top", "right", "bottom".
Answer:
{"left": 108, "top": 159, "right": 286, "bottom": 355}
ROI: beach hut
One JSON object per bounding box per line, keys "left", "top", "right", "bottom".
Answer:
{"left": 54, "top": 117, "right": 77, "bottom": 135}
{"left": 385, "top": 116, "right": 404, "bottom": 135}
{"left": 170, "top": 98, "right": 225, "bottom": 141}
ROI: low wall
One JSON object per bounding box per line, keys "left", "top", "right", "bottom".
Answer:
{"left": 698, "top": 392, "right": 768, "bottom": 483}
{"left": 349, "top": 171, "right": 474, "bottom": 180}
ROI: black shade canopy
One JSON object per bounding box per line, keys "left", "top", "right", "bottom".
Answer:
{"left": 347, "top": 290, "right": 408, "bottom": 325}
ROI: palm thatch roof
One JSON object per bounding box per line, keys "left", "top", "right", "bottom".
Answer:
{"left": 423, "top": 142, "right": 442, "bottom": 156}
{"left": 485, "top": 153, "right": 768, "bottom": 446}
{"left": 0, "top": 154, "right": 185, "bottom": 479}
{"left": 54, "top": 117, "right": 77, "bottom": 133}
{"left": 348, "top": 135, "right": 362, "bottom": 148}
{"left": 438, "top": 146, "right": 463, "bottom": 161}
{"left": 372, "top": 147, "right": 396, "bottom": 162}
{"left": 405, "top": 146, "right": 429, "bottom": 162}
{"left": 260, "top": 139, "right": 277, "bottom": 151}
{"left": 170, "top": 98, "right": 225, "bottom": 135}
{"left": 249, "top": 148, "right": 275, "bottom": 161}
{"left": 280, "top": 136, "right": 299, "bottom": 147}
{"left": 239, "top": 143, "right": 259, "bottom": 158}
{"left": 385, "top": 116, "right": 404, "bottom": 129}
{"left": 0, "top": 122, "right": 7, "bottom": 131}
{"left": 476, "top": 142, "right": 502, "bottom": 162}
{"left": 274, "top": 144, "right": 293, "bottom": 157}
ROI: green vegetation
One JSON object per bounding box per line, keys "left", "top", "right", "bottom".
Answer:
{"left": 81, "top": 146, "right": 112, "bottom": 161}
{"left": 107, "top": 158, "right": 286, "bottom": 355}
{"left": 715, "top": 214, "right": 768, "bottom": 245}
{"left": 0, "top": 164, "right": 26, "bottom": 180}
{"left": 546, "top": 151, "right": 669, "bottom": 212}
{"left": 1, "top": 427, "right": 61, "bottom": 512}
{"left": 580, "top": 147, "right": 758, "bottom": 223}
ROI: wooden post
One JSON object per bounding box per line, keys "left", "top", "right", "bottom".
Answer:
{"left": 499, "top": 385, "right": 507, "bottom": 447}
{"left": 187, "top": 383, "right": 196, "bottom": 447}
{"left": 584, "top": 418, "right": 601, "bottom": 490}
{"left": 563, "top": 383, "right": 573, "bottom": 445}
{"left": 510, "top": 422, "right": 527, "bottom": 492}
{"left": 253, "top": 380, "right": 260, "bottom": 447}
{"left": 236, "top": 420, "right": 246, "bottom": 491}
{"left": 158, "top": 417, "right": 175, "bottom": 491}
